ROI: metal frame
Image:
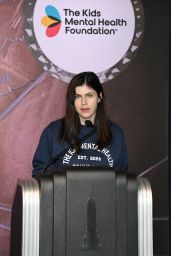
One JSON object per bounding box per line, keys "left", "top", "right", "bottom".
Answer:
{"left": 137, "top": 177, "right": 153, "bottom": 256}
{"left": 19, "top": 179, "right": 40, "bottom": 256}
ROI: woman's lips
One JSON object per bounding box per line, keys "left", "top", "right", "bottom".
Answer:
{"left": 80, "top": 108, "right": 90, "bottom": 112}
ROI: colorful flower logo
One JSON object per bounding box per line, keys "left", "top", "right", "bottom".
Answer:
{"left": 41, "top": 5, "right": 61, "bottom": 37}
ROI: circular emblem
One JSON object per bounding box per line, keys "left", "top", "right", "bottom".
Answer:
{"left": 24, "top": 0, "right": 144, "bottom": 83}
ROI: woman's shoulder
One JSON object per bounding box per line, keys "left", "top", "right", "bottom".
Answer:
{"left": 108, "top": 120, "right": 125, "bottom": 137}
{"left": 108, "top": 120, "right": 123, "bottom": 130}
{"left": 43, "top": 117, "right": 65, "bottom": 134}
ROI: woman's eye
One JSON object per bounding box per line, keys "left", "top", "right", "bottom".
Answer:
{"left": 75, "top": 95, "right": 80, "bottom": 99}
{"left": 87, "top": 94, "right": 93, "bottom": 97}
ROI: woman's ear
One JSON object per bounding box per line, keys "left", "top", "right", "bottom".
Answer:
{"left": 98, "top": 92, "right": 103, "bottom": 102}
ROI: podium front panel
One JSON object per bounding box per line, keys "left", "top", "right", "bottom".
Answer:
{"left": 10, "top": 170, "right": 153, "bottom": 256}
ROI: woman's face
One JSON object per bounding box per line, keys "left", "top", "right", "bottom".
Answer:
{"left": 74, "top": 84, "right": 101, "bottom": 125}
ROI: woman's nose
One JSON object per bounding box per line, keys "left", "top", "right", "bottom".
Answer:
{"left": 81, "top": 96, "right": 86, "bottom": 105}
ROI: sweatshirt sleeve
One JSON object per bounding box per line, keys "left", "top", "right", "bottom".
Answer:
{"left": 115, "top": 128, "right": 128, "bottom": 171}
{"left": 109, "top": 121, "right": 128, "bottom": 172}
{"left": 32, "top": 127, "right": 52, "bottom": 177}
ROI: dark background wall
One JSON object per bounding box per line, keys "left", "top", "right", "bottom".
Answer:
{"left": 103, "top": 0, "right": 169, "bottom": 254}
{"left": 0, "top": 0, "right": 169, "bottom": 255}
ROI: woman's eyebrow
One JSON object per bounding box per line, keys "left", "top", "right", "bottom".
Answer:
{"left": 75, "top": 92, "right": 95, "bottom": 96}
{"left": 86, "top": 92, "right": 96, "bottom": 95}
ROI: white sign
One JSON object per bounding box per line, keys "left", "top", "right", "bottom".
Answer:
{"left": 25, "top": 0, "right": 144, "bottom": 83}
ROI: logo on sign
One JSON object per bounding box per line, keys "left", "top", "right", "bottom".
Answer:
{"left": 41, "top": 5, "right": 61, "bottom": 37}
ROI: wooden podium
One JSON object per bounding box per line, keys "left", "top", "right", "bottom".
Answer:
{"left": 10, "top": 169, "right": 153, "bottom": 256}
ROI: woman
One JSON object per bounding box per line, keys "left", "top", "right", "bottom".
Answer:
{"left": 32, "top": 72, "right": 128, "bottom": 176}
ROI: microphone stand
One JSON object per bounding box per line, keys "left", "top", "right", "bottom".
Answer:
{"left": 43, "top": 121, "right": 96, "bottom": 173}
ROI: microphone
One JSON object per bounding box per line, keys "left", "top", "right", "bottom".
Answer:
{"left": 42, "top": 120, "right": 96, "bottom": 173}
{"left": 85, "top": 120, "right": 97, "bottom": 131}
{"left": 85, "top": 120, "right": 93, "bottom": 127}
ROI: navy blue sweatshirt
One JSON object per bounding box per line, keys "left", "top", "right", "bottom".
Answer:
{"left": 32, "top": 118, "right": 128, "bottom": 176}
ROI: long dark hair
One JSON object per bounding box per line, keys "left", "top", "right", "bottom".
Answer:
{"left": 60, "top": 71, "right": 112, "bottom": 151}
